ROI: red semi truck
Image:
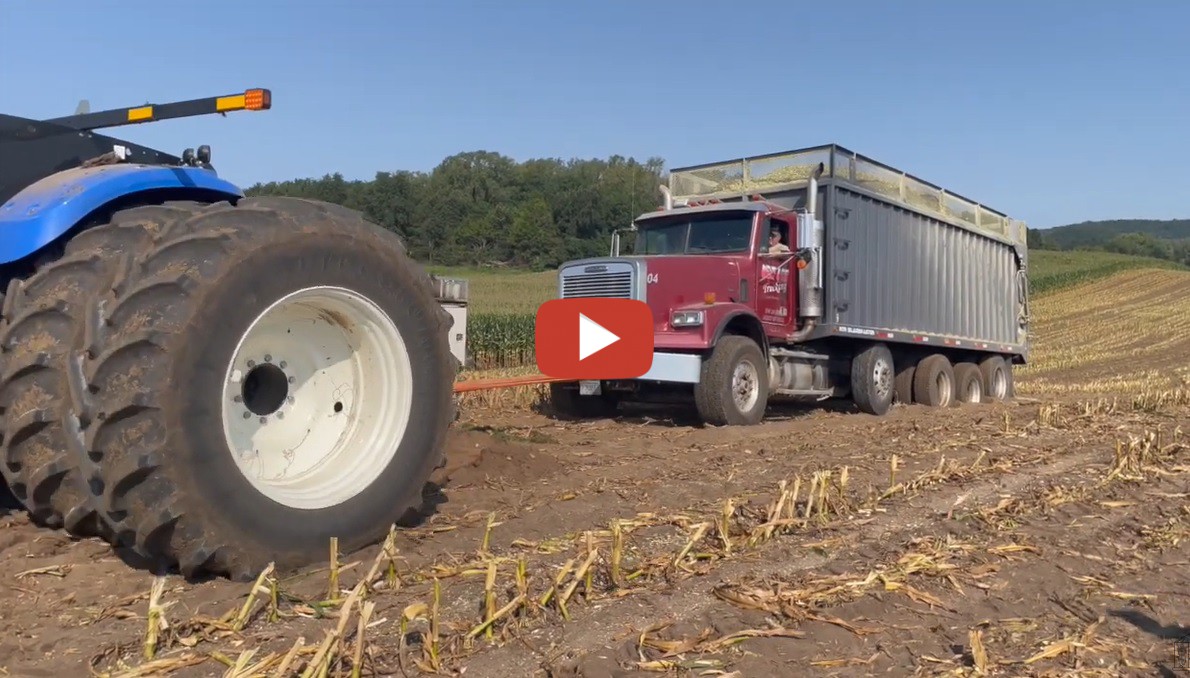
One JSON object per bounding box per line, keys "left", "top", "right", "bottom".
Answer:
{"left": 549, "top": 144, "right": 1030, "bottom": 425}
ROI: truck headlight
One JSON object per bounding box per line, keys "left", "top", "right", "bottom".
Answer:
{"left": 671, "top": 310, "right": 704, "bottom": 327}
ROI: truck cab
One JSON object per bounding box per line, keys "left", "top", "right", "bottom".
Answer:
{"left": 624, "top": 201, "right": 811, "bottom": 351}
{"left": 549, "top": 163, "right": 830, "bottom": 425}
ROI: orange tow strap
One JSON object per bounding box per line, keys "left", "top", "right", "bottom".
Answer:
{"left": 453, "top": 374, "right": 571, "bottom": 393}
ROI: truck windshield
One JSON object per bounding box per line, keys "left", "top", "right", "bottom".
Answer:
{"left": 633, "top": 213, "right": 755, "bottom": 255}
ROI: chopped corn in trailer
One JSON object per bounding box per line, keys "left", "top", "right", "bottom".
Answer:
{"left": 549, "top": 145, "right": 1030, "bottom": 424}
{"left": 0, "top": 88, "right": 469, "bottom": 581}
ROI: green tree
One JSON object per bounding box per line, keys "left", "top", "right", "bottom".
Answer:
{"left": 1103, "top": 232, "right": 1173, "bottom": 260}
{"left": 507, "top": 196, "right": 564, "bottom": 269}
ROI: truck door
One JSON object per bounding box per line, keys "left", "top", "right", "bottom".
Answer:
{"left": 756, "top": 217, "right": 796, "bottom": 333}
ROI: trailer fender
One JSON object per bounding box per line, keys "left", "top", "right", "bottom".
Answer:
{"left": 0, "top": 164, "right": 242, "bottom": 265}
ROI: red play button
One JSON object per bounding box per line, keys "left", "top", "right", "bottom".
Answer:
{"left": 535, "top": 298, "right": 654, "bottom": 380}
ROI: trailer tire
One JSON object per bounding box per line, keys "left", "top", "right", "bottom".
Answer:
{"left": 0, "top": 206, "right": 183, "bottom": 535}
{"left": 893, "top": 358, "right": 916, "bottom": 405}
{"left": 549, "top": 383, "right": 619, "bottom": 419}
{"left": 694, "top": 335, "right": 768, "bottom": 426}
{"left": 850, "top": 343, "right": 895, "bottom": 416}
{"left": 68, "top": 197, "right": 455, "bottom": 580}
{"left": 978, "top": 355, "right": 1011, "bottom": 402}
{"left": 912, "top": 354, "right": 955, "bottom": 407}
{"left": 953, "top": 362, "right": 984, "bottom": 404}
{"left": 978, "top": 355, "right": 1011, "bottom": 401}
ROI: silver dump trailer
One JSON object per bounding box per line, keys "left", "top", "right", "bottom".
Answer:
{"left": 665, "top": 144, "right": 1030, "bottom": 358}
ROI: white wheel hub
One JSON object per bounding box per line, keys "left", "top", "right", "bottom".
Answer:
{"left": 221, "top": 286, "right": 413, "bottom": 510}
{"left": 732, "top": 359, "right": 760, "bottom": 413}
{"left": 871, "top": 357, "right": 893, "bottom": 400}
{"left": 991, "top": 369, "right": 1007, "bottom": 399}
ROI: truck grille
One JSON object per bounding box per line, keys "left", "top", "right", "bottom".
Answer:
{"left": 561, "top": 271, "right": 633, "bottom": 298}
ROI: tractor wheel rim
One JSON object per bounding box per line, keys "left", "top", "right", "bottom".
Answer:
{"left": 732, "top": 360, "right": 760, "bottom": 413}
{"left": 220, "top": 285, "right": 413, "bottom": 510}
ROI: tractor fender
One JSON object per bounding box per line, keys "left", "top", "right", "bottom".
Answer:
{"left": 0, "top": 163, "right": 242, "bottom": 265}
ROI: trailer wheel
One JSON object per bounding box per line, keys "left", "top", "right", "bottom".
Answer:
{"left": 548, "top": 383, "right": 619, "bottom": 419}
{"left": 912, "top": 354, "right": 955, "bottom": 407}
{"left": 850, "top": 343, "right": 895, "bottom": 415}
{"left": 978, "top": 355, "right": 1011, "bottom": 401}
{"left": 68, "top": 197, "right": 455, "bottom": 580}
{"left": 893, "top": 358, "right": 916, "bottom": 405}
{"left": 953, "top": 362, "right": 985, "bottom": 404}
{"left": 694, "top": 335, "right": 769, "bottom": 426}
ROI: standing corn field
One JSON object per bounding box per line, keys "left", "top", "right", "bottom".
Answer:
{"left": 468, "top": 313, "right": 537, "bottom": 368}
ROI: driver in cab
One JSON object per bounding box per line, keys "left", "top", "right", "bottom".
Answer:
{"left": 765, "top": 228, "right": 791, "bottom": 254}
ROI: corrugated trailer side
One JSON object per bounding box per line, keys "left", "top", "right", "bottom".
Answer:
{"left": 815, "top": 182, "right": 1027, "bottom": 358}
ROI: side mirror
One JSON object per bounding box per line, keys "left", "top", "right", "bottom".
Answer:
{"left": 610, "top": 231, "right": 621, "bottom": 257}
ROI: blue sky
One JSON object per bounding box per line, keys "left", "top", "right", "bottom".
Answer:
{"left": 2, "top": 1, "right": 1188, "bottom": 229}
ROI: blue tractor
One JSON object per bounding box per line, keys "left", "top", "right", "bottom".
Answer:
{"left": 0, "top": 89, "right": 459, "bottom": 581}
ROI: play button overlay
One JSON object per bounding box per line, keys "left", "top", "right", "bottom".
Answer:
{"left": 578, "top": 313, "right": 620, "bottom": 360}
{"left": 536, "top": 298, "right": 654, "bottom": 380}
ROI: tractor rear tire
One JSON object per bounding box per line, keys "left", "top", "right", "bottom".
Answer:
{"left": 7, "top": 197, "right": 456, "bottom": 581}
{"left": 0, "top": 206, "right": 187, "bottom": 537}
{"left": 694, "top": 335, "right": 769, "bottom": 426}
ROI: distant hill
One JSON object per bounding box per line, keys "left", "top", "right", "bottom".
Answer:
{"left": 1029, "top": 219, "right": 1190, "bottom": 266}
{"left": 1040, "top": 219, "right": 1190, "bottom": 248}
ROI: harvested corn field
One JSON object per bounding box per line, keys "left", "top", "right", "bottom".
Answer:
{"left": 0, "top": 268, "right": 1188, "bottom": 677}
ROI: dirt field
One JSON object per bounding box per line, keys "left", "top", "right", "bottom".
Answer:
{"left": 1, "top": 269, "right": 1188, "bottom": 677}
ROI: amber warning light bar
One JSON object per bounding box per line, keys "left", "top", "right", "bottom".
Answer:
{"left": 44, "top": 88, "right": 273, "bottom": 132}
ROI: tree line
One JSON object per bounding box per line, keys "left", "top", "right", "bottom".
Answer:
{"left": 245, "top": 150, "right": 1189, "bottom": 270}
{"left": 1028, "top": 220, "right": 1190, "bottom": 266}
{"left": 245, "top": 151, "right": 664, "bottom": 270}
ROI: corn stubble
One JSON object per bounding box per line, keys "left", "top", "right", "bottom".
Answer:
{"left": 89, "top": 405, "right": 1186, "bottom": 677}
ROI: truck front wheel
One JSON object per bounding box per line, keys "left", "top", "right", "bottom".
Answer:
{"left": 694, "top": 335, "right": 769, "bottom": 426}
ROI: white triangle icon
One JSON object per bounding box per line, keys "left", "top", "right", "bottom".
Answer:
{"left": 578, "top": 313, "right": 620, "bottom": 361}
